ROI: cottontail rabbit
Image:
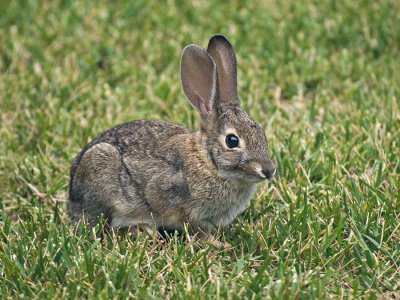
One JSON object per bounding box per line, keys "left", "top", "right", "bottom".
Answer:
{"left": 68, "top": 35, "right": 276, "bottom": 236}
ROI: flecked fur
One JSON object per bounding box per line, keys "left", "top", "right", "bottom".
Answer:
{"left": 68, "top": 35, "right": 276, "bottom": 235}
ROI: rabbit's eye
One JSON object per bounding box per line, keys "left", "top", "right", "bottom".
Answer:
{"left": 226, "top": 134, "right": 239, "bottom": 148}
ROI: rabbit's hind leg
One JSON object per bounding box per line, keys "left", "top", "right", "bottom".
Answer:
{"left": 69, "top": 142, "right": 132, "bottom": 225}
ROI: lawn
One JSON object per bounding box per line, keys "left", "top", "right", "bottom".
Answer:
{"left": 0, "top": 0, "right": 399, "bottom": 298}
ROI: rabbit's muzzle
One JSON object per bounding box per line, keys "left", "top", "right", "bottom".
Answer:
{"left": 261, "top": 159, "right": 276, "bottom": 180}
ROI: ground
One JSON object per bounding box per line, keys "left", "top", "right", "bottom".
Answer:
{"left": 0, "top": 0, "right": 399, "bottom": 299}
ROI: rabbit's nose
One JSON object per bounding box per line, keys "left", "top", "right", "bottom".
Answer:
{"left": 261, "top": 161, "right": 276, "bottom": 179}
{"left": 262, "top": 168, "right": 276, "bottom": 179}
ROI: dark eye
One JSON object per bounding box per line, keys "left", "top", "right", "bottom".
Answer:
{"left": 225, "top": 134, "right": 239, "bottom": 148}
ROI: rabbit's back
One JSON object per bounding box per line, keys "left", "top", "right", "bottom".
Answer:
{"left": 70, "top": 120, "right": 190, "bottom": 178}
{"left": 68, "top": 120, "right": 191, "bottom": 225}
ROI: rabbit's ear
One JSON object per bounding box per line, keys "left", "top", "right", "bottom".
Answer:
{"left": 181, "top": 44, "right": 217, "bottom": 116}
{"left": 207, "top": 35, "right": 238, "bottom": 105}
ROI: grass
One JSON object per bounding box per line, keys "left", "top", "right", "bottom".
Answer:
{"left": 0, "top": 0, "right": 399, "bottom": 298}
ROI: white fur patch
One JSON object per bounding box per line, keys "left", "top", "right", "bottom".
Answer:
{"left": 255, "top": 165, "right": 266, "bottom": 179}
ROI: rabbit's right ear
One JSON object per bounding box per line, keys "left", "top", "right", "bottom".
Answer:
{"left": 181, "top": 44, "right": 217, "bottom": 117}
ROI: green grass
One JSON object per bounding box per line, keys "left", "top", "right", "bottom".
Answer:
{"left": 1, "top": 0, "right": 399, "bottom": 298}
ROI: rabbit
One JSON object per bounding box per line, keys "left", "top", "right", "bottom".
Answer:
{"left": 68, "top": 35, "right": 276, "bottom": 237}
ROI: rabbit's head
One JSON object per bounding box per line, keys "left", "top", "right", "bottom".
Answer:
{"left": 181, "top": 35, "right": 276, "bottom": 183}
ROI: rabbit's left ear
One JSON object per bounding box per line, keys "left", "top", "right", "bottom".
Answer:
{"left": 181, "top": 44, "right": 218, "bottom": 117}
{"left": 207, "top": 35, "right": 238, "bottom": 105}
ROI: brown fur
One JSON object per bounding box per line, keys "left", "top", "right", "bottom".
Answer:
{"left": 68, "top": 35, "right": 276, "bottom": 235}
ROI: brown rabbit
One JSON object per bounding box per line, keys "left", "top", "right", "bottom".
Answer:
{"left": 68, "top": 35, "right": 276, "bottom": 237}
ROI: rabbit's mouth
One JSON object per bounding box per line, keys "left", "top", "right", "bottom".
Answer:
{"left": 256, "top": 166, "right": 276, "bottom": 180}
{"left": 221, "top": 168, "right": 274, "bottom": 183}
{"left": 255, "top": 168, "right": 269, "bottom": 180}
{"left": 251, "top": 171, "right": 274, "bottom": 182}
{"left": 234, "top": 163, "right": 276, "bottom": 182}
